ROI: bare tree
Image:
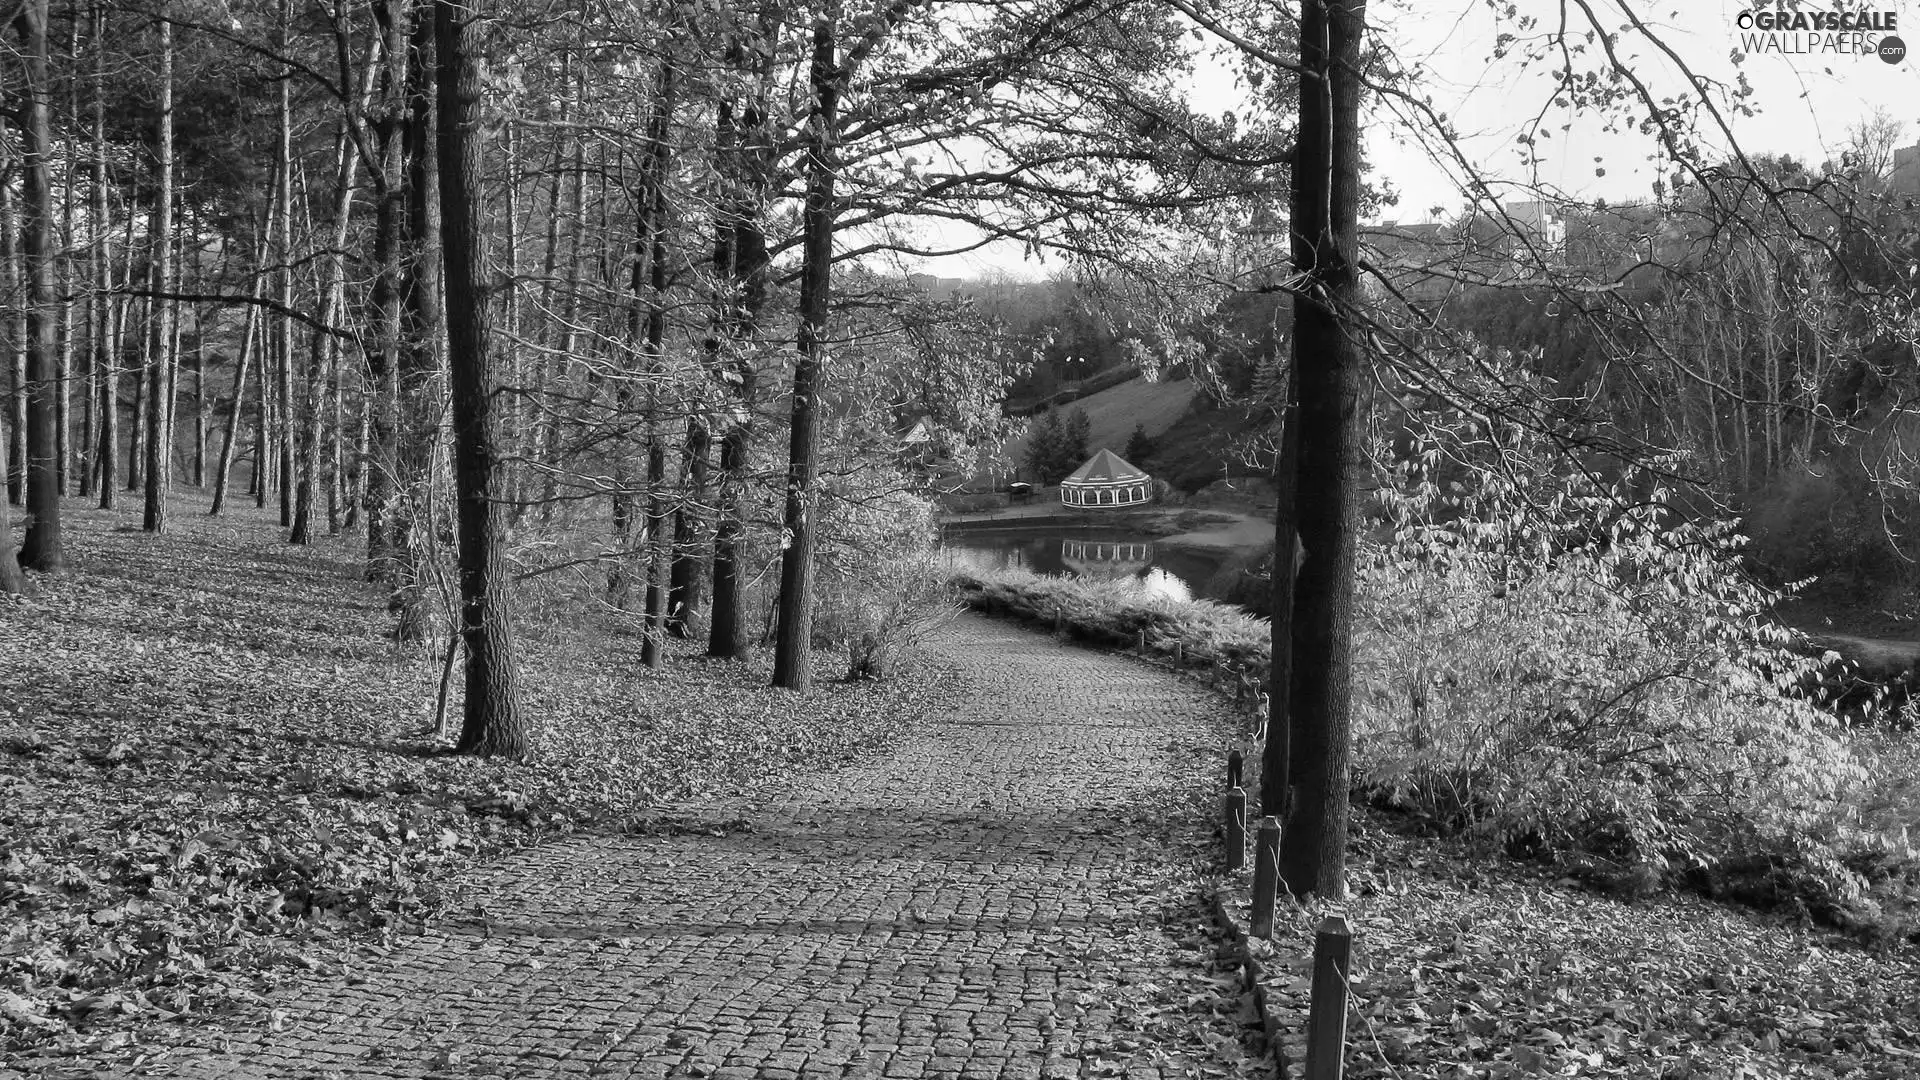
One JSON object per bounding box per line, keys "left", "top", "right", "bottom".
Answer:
{"left": 17, "top": 0, "right": 65, "bottom": 568}
{"left": 141, "top": 2, "right": 176, "bottom": 535}
{"left": 435, "top": 0, "right": 526, "bottom": 757}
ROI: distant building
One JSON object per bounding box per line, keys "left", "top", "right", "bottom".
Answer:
{"left": 1367, "top": 220, "right": 1453, "bottom": 304}
{"left": 1889, "top": 143, "right": 1920, "bottom": 195}
{"left": 1059, "top": 448, "right": 1152, "bottom": 508}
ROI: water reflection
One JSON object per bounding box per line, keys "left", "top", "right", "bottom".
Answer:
{"left": 943, "top": 529, "right": 1223, "bottom": 604}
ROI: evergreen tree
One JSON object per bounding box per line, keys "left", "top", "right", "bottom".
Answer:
{"left": 1125, "top": 422, "right": 1154, "bottom": 465}
{"left": 1060, "top": 408, "right": 1091, "bottom": 476}
{"left": 1024, "top": 410, "right": 1064, "bottom": 483}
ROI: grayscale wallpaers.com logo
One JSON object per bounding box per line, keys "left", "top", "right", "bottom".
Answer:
{"left": 1735, "top": 7, "right": 1905, "bottom": 63}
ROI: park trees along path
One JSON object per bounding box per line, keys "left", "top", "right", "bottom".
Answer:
{"left": 151, "top": 615, "right": 1264, "bottom": 1079}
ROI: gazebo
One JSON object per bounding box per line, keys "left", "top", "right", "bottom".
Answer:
{"left": 1059, "top": 448, "right": 1152, "bottom": 508}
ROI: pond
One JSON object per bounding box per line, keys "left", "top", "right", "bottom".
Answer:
{"left": 940, "top": 527, "right": 1238, "bottom": 605}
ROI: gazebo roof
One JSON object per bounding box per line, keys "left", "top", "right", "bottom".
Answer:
{"left": 1061, "top": 448, "right": 1148, "bottom": 486}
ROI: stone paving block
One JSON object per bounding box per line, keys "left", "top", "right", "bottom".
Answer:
{"left": 67, "top": 615, "right": 1255, "bottom": 1079}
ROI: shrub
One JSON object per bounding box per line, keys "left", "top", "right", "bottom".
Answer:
{"left": 812, "top": 469, "right": 961, "bottom": 679}
{"left": 1354, "top": 408, "right": 1920, "bottom": 932}
{"left": 947, "top": 565, "right": 1270, "bottom": 687}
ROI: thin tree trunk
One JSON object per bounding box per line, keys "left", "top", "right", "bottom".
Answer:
{"left": 640, "top": 65, "right": 675, "bottom": 670}
{"left": 293, "top": 124, "right": 359, "bottom": 545}
{"left": 1276, "top": 0, "right": 1366, "bottom": 902}
{"left": 68, "top": 12, "right": 85, "bottom": 500}
{"left": 1, "top": 119, "right": 23, "bottom": 507}
{"left": 0, "top": 423, "right": 24, "bottom": 593}
{"left": 18, "top": 0, "right": 65, "bottom": 568}
{"left": 191, "top": 334, "right": 206, "bottom": 487}
{"left": 535, "top": 66, "right": 580, "bottom": 524}
{"left": 276, "top": 0, "right": 296, "bottom": 526}
{"left": 365, "top": 0, "right": 409, "bottom": 577}
{"left": 295, "top": 24, "right": 381, "bottom": 545}
{"left": 142, "top": 1, "right": 175, "bottom": 534}
{"left": 93, "top": 11, "right": 116, "bottom": 510}
{"left": 211, "top": 300, "right": 260, "bottom": 513}
{"left": 55, "top": 14, "right": 77, "bottom": 499}
{"left": 771, "top": 17, "right": 841, "bottom": 693}
{"left": 327, "top": 350, "right": 343, "bottom": 534}
{"left": 127, "top": 290, "right": 145, "bottom": 492}
{"left": 436, "top": 0, "right": 526, "bottom": 757}
{"left": 611, "top": 60, "right": 675, "bottom": 612}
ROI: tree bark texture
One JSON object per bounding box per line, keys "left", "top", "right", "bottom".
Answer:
{"left": 18, "top": 0, "right": 66, "bottom": 569}
{"left": 771, "top": 17, "right": 841, "bottom": 693}
{"left": 141, "top": 3, "right": 175, "bottom": 535}
{"left": 435, "top": 0, "right": 527, "bottom": 757}
{"left": 1277, "top": 0, "right": 1366, "bottom": 902}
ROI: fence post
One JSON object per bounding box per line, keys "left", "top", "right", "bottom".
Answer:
{"left": 1226, "top": 748, "right": 1244, "bottom": 789}
{"left": 1250, "top": 815, "right": 1280, "bottom": 938}
{"left": 1223, "top": 785, "right": 1246, "bottom": 871}
{"left": 1304, "top": 915, "right": 1353, "bottom": 1080}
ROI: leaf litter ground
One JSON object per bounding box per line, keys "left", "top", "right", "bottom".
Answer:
{"left": 1226, "top": 757, "right": 1920, "bottom": 1080}
{"left": 2, "top": 496, "right": 1274, "bottom": 1078}
{"left": 0, "top": 497, "right": 969, "bottom": 1060}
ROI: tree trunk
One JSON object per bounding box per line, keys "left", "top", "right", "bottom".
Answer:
{"left": 771, "top": 17, "right": 841, "bottom": 693}
{"left": 191, "top": 336, "right": 206, "bottom": 488}
{"left": 275, "top": 1, "right": 296, "bottom": 526}
{"left": 92, "top": 4, "right": 115, "bottom": 509}
{"left": 141, "top": 2, "right": 175, "bottom": 534}
{"left": 705, "top": 88, "right": 775, "bottom": 658}
{"left": 293, "top": 117, "right": 364, "bottom": 546}
{"left": 66, "top": 12, "right": 82, "bottom": 500}
{"left": 436, "top": 0, "right": 527, "bottom": 757}
{"left": 640, "top": 66, "right": 675, "bottom": 669}
{"left": 390, "top": 0, "right": 444, "bottom": 642}
{"left": 211, "top": 300, "right": 260, "bottom": 514}
{"left": 1277, "top": 0, "right": 1366, "bottom": 902}
{"left": 127, "top": 282, "right": 145, "bottom": 493}
{"left": 535, "top": 64, "right": 581, "bottom": 525}
{"left": 1, "top": 119, "right": 23, "bottom": 508}
{"left": 1262, "top": 359, "right": 1298, "bottom": 820}
{"left": 611, "top": 60, "right": 675, "bottom": 613}
{"left": 0, "top": 425, "right": 24, "bottom": 594}
{"left": 18, "top": 0, "right": 64, "bottom": 569}
{"left": 500, "top": 120, "right": 523, "bottom": 524}
{"left": 365, "top": 0, "right": 409, "bottom": 578}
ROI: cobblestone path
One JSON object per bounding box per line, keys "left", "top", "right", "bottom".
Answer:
{"left": 133, "top": 615, "right": 1256, "bottom": 1079}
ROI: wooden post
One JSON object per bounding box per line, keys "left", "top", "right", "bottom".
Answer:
{"left": 1224, "top": 785, "right": 1246, "bottom": 871}
{"left": 1251, "top": 815, "right": 1280, "bottom": 938}
{"left": 1137, "top": 629, "right": 1146, "bottom": 655}
{"left": 1305, "top": 915, "right": 1353, "bottom": 1080}
{"left": 1227, "top": 748, "right": 1244, "bottom": 789}
{"left": 1173, "top": 641, "right": 1184, "bottom": 670}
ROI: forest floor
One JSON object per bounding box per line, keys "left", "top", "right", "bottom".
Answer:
{"left": 0, "top": 494, "right": 1262, "bottom": 1077}
{"left": 6, "top": 494, "right": 1920, "bottom": 1079}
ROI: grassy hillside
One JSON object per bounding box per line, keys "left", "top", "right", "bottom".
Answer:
{"left": 1003, "top": 376, "right": 1198, "bottom": 467}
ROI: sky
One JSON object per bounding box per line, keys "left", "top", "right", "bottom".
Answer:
{"left": 1364, "top": 0, "right": 1920, "bottom": 220}
{"left": 913, "top": 0, "right": 1920, "bottom": 278}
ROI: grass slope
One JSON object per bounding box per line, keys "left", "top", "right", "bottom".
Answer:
{"left": 1004, "top": 376, "right": 1198, "bottom": 467}
{"left": 0, "top": 494, "right": 956, "bottom": 1057}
